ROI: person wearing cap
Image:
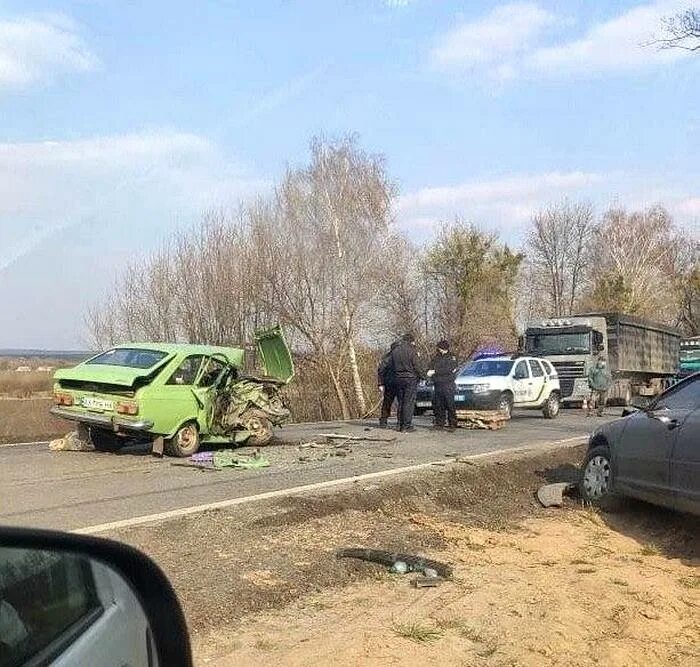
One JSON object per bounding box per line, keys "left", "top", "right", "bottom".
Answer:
{"left": 390, "top": 333, "right": 425, "bottom": 432}
{"left": 587, "top": 357, "right": 612, "bottom": 417}
{"left": 427, "top": 340, "right": 459, "bottom": 430}
{"left": 377, "top": 341, "right": 399, "bottom": 428}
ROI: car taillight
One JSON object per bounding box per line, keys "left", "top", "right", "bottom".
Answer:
{"left": 116, "top": 401, "right": 139, "bottom": 415}
{"left": 53, "top": 392, "right": 74, "bottom": 406}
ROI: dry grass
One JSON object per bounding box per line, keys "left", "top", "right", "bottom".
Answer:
{"left": 391, "top": 621, "right": 443, "bottom": 644}
{"left": 0, "top": 398, "right": 67, "bottom": 443}
{"left": 0, "top": 370, "right": 53, "bottom": 398}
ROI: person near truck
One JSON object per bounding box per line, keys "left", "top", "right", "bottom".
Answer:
{"left": 426, "top": 340, "right": 459, "bottom": 431}
{"left": 390, "top": 333, "right": 424, "bottom": 432}
{"left": 587, "top": 358, "right": 612, "bottom": 417}
{"left": 377, "top": 341, "right": 399, "bottom": 428}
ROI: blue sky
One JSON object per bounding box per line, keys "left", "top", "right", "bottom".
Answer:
{"left": 0, "top": 0, "right": 698, "bottom": 348}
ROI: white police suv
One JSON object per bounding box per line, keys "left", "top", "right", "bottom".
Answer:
{"left": 455, "top": 355, "right": 561, "bottom": 419}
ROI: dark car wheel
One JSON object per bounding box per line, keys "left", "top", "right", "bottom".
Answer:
{"left": 165, "top": 423, "right": 201, "bottom": 457}
{"left": 499, "top": 392, "right": 513, "bottom": 419}
{"left": 90, "top": 428, "right": 122, "bottom": 452}
{"left": 580, "top": 445, "right": 615, "bottom": 503}
{"left": 542, "top": 392, "right": 560, "bottom": 419}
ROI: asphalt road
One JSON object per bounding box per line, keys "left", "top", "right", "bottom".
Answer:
{"left": 0, "top": 410, "right": 617, "bottom": 532}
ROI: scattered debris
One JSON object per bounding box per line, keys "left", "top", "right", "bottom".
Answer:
{"left": 412, "top": 575, "right": 444, "bottom": 588}
{"left": 337, "top": 548, "right": 453, "bottom": 579}
{"left": 213, "top": 450, "right": 270, "bottom": 470}
{"left": 367, "top": 452, "right": 394, "bottom": 459}
{"left": 456, "top": 410, "right": 508, "bottom": 430}
{"left": 178, "top": 449, "right": 271, "bottom": 471}
{"left": 318, "top": 433, "right": 397, "bottom": 443}
{"left": 49, "top": 431, "right": 93, "bottom": 452}
{"left": 537, "top": 482, "right": 577, "bottom": 508}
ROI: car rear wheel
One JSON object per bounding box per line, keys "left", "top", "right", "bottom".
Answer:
{"left": 165, "top": 423, "right": 201, "bottom": 457}
{"left": 90, "top": 427, "right": 122, "bottom": 452}
{"left": 240, "top": 409, "right": 273, "bottom": 446}
{"left": 580, "top": 445, "right": 614, "bottom": 503}
{"left": 499, "top": 392, "right": 513, "bottom": 420}
{"left": 542, "top": 392, "right": 560, "bottom": 419}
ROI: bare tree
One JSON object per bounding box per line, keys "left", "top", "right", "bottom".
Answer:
{"left": 526, "top": 201, "right": 596, "bottom": 317}
{"left": 656, "top": 8, "right": 700, "bottom": 51}
{"left": 304, "top": 135, "right": 395, "bottom": 414}
{"left": 585, "top": 206, "right": 684, "bottom": 322}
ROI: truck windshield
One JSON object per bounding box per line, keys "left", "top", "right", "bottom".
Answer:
{"left": 526, "top": 332, "right": 591, "bottom": 355}
{"left": 86, "top": 348, "right": 168, "bottom": 369}
{"left": 460, "top": 360, "right": 514, "bottom": 377}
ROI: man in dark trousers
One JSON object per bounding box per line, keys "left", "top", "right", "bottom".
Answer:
{"left": 377, "top": 341, "right": 399, "bottom": 428}
{"left": 427, "top": 340, "right": 459, "bottom": 431}
{"left": 390, "top": 333, "right": 424, "bottom": 432}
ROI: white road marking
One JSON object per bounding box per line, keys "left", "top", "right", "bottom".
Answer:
{"left": 74, "top": 435, "right": 587, "bottom": 535}
{"left": 0, "top": 440, "right": 49, "bottom": 448}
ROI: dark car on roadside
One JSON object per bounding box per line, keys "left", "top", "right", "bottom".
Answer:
{"left": 580, "top": 373, "right": 700, "bottom": 515}
{"left": 415, "top": 363, "right": 468, "bottom": 415}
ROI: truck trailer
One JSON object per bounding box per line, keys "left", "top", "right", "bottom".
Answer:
{"left": 523, "top": 313, "right": 681, "bottom": 406}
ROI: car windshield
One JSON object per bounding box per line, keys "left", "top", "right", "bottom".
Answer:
{"left": 526, "top": 332, "right": 591, "bottom": 355}
{"left": 85, "top": 348, "right": 168, "bottom": 369}
{"left": 460, "top": 360, "right": 514, "bottom": 377}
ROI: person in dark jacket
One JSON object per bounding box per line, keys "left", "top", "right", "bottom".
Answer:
{"left": 427, "top": 340, "right": 459, "bottom": 430}
{"left": 377, "top": 341, "right": 399, "bottom": 428}
{"left": 390, "top": 333, "right": 424, "bottom": 432}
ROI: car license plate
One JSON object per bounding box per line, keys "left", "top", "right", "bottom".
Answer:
{"left": 454, "top": 394, "right": 466, "bottom": 402}
{"left": 81, "top": 396, "right": 114, "bottom": 411}
{"left": 416, "top": 401, "right": 431, "bottom": 408}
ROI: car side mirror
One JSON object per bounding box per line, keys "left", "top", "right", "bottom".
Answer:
{"left": 0, "top": 527, "right": 192, "bottom": 667}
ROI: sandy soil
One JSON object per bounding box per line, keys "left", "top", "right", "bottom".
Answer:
{"left": 109, "top": 445, "right": 698, "bottom": 667}
{"left": 195, "top": 509, "right": 699, "bottom": 667}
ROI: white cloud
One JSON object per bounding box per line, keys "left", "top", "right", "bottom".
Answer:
{"left": 0, "top": 14, "right": 97, "bottom": 88}
{"left": 431, "top": 3, "right": 555, "bottom": 69}
{"left": 0, "top": 130, "right": 267, "bottom": 347}
{"left": 526, "top": 0, "right": 689, "bottom": 76}
{"left": 0, "top": 131, "right": 266, "bottom": 270}
{"left": 431, "top": 1, "right": 693, "bottom": 81}
{"left": 395, "top": 170, "right": 699, "bottom": 240}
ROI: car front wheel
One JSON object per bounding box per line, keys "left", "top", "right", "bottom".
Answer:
{"left": 542, "top": 392, "right": 560, "bottom": 419}
{"left": 580, "top": 445, "right": 614, "bottom": 503}
{"left": 499, "top": 392, "right": 513, "bottom": 419}
{"left": 165, "top": 423, "right": 201, "bottom": 457}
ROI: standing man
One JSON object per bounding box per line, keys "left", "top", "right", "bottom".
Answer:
{"left": 377, "top": 341, "right": 399, "bottom": 428}
{"left": 587, "top": 357, "right": 612, "bottom": 417}
{"left": 427, "top": 340, "right": 459, "bottom": 431}
{"left": 390, "top": 333, "right": 424, "bottom": 432}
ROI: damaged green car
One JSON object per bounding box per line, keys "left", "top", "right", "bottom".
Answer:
{"left": 51, "top": 326, "right": 294, "bottom": 456}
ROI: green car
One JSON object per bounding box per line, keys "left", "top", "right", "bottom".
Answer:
{"left": 51, "top": 326, "right": 294, "bottom": 456}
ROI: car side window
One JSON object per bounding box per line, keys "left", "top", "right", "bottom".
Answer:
{"left": 655, "top": 377, "right": 700, "bottom": 411}
{"left": 513, "top": 361, "right": 529, "bottom": 380}
{"left": 0, "top": 549, "right": 101, "bottom": 666}
{"left": 166, "top": 355, "right": 204, "bottom": 385}
{"left": 528, "top": 360, "right": 544, "bottom": 377}
{"left": 197, "top": 357, "right": 227, "bottom": 387}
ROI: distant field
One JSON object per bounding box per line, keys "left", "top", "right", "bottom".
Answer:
{"left": 0, "top": 370, "right": 53, "bottom": 398}
{"left": 0, "top": 398, "right": 68, "bottom": 444}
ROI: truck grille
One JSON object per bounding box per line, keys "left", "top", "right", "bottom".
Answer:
{"left": 551, "top": 362, "right": 586, "bottom": 399}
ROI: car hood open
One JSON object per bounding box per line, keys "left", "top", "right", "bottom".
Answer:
{"left": 255, "top": 325, "right": 294, "bottom": 384}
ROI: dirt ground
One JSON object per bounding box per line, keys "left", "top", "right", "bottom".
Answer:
{"left": 0, "top": 398, "right": 66, "bottom": 443}
{"left": 111, "top": 445, "right": 699, "bottom": 667}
